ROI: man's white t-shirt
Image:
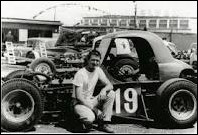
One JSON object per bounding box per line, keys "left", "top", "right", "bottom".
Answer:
{"left": 72, "top": 67, "right": 107, "bottom": 100}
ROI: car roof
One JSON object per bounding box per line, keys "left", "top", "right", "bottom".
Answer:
{"left": 95, "top": 30, "right": 158, "bottom": 43}
{"left": 99, "top": 30, "right": 175, "bottom": 63}
{"left": 102, "top": 30, "right": 158, "bottom": 39}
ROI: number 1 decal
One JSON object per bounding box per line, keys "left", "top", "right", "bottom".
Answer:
{"left": 115, "top": 88, "right": 121, "bottom": 113}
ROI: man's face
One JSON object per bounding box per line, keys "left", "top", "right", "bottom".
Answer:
{"left": 87, "top": 55, "right": 101, "bottom": 72}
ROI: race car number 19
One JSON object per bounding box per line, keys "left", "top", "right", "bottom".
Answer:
{"left": 115, "top": 88, "right": 138, "bottom": 114}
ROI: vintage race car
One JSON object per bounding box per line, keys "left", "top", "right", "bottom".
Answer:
{"left": 3, "top": 30, "right": 90, "bottom": 66}
{"left": 4, "top": 38, "right": 58, "bottom": 58}
{"left": 1, "top": 30, "right": 197, "bottom": 132}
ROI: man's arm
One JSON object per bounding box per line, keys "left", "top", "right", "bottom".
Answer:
{"left": 98, "top": 68, "right": 114, "bottom": 93}
{"left": 74, "top": 85, "right": 94, "bottom": 109}
{"left": 100, "top": 78, "right": 113, "bottom": 93}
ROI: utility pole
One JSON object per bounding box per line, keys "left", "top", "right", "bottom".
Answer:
{"left": 169, "top": 19, "right": 173, "bottom": 42}
{"left": 133, "top": 1, "right": 137, "bottom": 29}
{"left": 54, "top": 6, "right": 56, "bottom": 21}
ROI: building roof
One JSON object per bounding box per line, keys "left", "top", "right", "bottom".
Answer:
{"left": 83, "top": 15, "right": 197, "bottom": 19}
{"left": 1, "top": 17, "right": 62, "bottom": 26}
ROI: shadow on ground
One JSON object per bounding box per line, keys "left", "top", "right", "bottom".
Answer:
{"left": 111, "top": 116, "right": 195, "bottom": 129}
{"left": 54, "top": 119, "right": 96, "bottom": 133}
{"left": 53, "top": 116, "right": 195, "bottom": 133}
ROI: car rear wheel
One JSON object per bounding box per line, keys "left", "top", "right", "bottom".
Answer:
{"left": 1, "top": 78, "right": 44, "bottom": 132}
{"left": 30, "top": 57, "right": 56, "bottom": 80}
{"left": 111, "top": 58, "right": 139, "bottom": 82}
{"left": 156, "top": 78, "right": 197, "bottom": 128}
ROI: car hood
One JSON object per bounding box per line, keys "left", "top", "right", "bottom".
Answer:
{"left": 173, "top": 58, "right": 193, "bottom": 69}
{"left": 47, "top": 47, "right": 79, "bottom": 53}
{"left": 46, "top": 46, "right": 81, "bottom": 57}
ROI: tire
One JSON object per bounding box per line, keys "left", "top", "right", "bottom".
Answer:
{"left": 112, "top": 58, "right": 139, "bottom": 82}
{"left": 3, "top": 70, "right": 42, "bottom": 86}
{"left": 4, "top": 70, "right": 27, "bottom": 82}
{"left": 1, "top": 78, "right": 44, "bottom": 132}
{"left": 30, "top": 57, "right": 56, "bottom": 75}
{"left": 156, "top": 78, "right": 197, "bottom": 128}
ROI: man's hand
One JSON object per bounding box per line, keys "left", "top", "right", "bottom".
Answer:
{"left": 99, "top": 89, "right": 107, "bottom": 100}
{"left": 92, "top": 107, "right": 105, "bottom": 120}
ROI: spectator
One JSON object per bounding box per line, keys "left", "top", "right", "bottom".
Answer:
{"left": 190, "top": 48, "right": 197, "bottom": 69}
{"left": 4, "top": 31, "right": 14, "bottom": 43}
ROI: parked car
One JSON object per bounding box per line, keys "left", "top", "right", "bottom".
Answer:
{"left": 1, "top": 30, "right": 197, "bottom": 132}
{"left": 3, "top": 38, "right": 58, "bottom": 63}
{"left": 25, "top": 37, "right": 58, "bottom": 59}
{"left": 4, "top": 37, "right": 87, "bottom": 65}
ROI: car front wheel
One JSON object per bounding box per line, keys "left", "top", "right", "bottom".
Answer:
{"left": 156, "top": 78, "right": 197, "bottom": 128}
{"left": 1, "top": 78, "right": 44, "bottom": 132}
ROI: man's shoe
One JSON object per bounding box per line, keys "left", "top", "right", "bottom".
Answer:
{"left": 98, "top": 124, "right": 114, "bottom": 133}
{"left": 75, "top": 122, "right": 93, "bottom": 133}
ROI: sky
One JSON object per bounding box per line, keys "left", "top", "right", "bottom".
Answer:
{"left": 1, "top": 1, "right": 197, "bottom": 26}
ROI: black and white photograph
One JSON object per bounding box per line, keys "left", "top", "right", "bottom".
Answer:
{"left": 1, "top": 1, "right": 197, "bottom": 134}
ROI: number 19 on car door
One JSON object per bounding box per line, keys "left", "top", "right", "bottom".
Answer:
{"left": 113, "top": 87, "right": 139, "bottom": 117}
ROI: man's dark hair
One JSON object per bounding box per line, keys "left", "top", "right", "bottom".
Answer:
{"left": 84, "top": 50, "right": 101, "bottom": 66}
{"left": 87, "top": 49, "right": 101, "bottom": 60}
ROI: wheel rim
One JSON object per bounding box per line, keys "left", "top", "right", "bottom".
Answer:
{"left": 118, "top": 65, "right": 134, "bottom": 76}
{"left": 35, "top": 63, "right": 52, "bottom": 75}
{"left": 117, "top": 65, "right": 135, "bottom": 81}
{"left": 169, "top": 89, "right": 197, "bottom": 121}
{"left": 35, "top": 63, "right": 52, "bottom": 81}
{"left": 2, "top": 89, "right": 35, "bottom": 123}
